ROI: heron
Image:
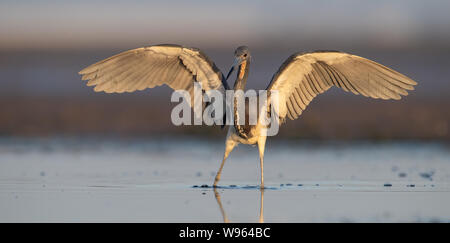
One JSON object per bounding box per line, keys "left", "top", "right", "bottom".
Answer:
{"left": 79, "top": 44, "right": 417, "bottom": 189}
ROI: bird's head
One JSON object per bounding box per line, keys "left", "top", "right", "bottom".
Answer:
{"left": 234, "top": 46, "right": 251, "bottom": 61}
{"left": 226, "top": 46, "right": 251, "bottom": 81}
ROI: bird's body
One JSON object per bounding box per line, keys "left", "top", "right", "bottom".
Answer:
{"left": 79, "top": 44, "right": 417, "bottom": 189}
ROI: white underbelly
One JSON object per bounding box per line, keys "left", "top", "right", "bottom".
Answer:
{"left": 227, "top": 126, "right": 261, "bottom": 145}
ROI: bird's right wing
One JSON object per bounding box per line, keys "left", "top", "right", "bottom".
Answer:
{"left": 79, "top": 44, "right": 229, "bottom": 105}
{"left": 266, "top": 51, "right": 417, "bottom": 121}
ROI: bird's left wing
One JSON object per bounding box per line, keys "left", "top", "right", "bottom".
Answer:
{"left": 266, "top": 51, "right": 417, "bottom": 121}
{"left": 79, "top": 44, "right": 229, "bottom": 104}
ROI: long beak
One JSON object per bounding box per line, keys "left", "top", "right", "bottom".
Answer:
{"left": 225, "top": 58, "right": 240, "bottom": 81}
{"left": 225, "top": 66, "right": 235, "bottom": 81}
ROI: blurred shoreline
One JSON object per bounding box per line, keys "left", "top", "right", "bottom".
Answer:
{"left": 1, "top": 96, "right": 448, "bottom": 141}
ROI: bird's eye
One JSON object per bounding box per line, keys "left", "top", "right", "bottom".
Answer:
{"left": 243, "top": 54, "right": 247, "bottom": 57}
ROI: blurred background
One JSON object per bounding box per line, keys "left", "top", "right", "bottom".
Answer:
{"left": 1, "top": 0, "right": 449, "bottom": 140}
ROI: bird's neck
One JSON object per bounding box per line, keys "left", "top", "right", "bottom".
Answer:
{"left": 233, "top": 60, "right": 250, "bottom": 91}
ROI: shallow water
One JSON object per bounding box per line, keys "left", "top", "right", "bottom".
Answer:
{"left": 0, "top": 137, "right": 449, "bottom": 222}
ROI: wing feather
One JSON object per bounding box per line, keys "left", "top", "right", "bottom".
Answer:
{"left": 267, "top": 51, "right": 417, "bottom": 121}
{"left": 79, "top": 44, "right": 228, "bottom": 107}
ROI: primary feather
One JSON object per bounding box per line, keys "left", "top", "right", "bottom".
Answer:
{"left": 267, "top": 51, "right": 417, "bottom": 121}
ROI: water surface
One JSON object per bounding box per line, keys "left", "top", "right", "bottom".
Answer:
{"left": 0, "top": 137, "right": 449, "bottom": 222}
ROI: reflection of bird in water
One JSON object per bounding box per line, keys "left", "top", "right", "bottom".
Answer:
{"left": 213, "top": 188, "right": 230, "bottom": 223}
{"left": 79, "top": 45, "right": 417, "bottom": 189}
{"left": 214, "top": 188, "right": 264, "bottom": 223}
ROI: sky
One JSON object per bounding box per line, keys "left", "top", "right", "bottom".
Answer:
{"left": 1, "top": 0, "right": 450, "bottom": 50}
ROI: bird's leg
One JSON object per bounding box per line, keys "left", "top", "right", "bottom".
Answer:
{"left": 213, "top": 157, "right": 227, "bottom": 188}
{"left": 214, "top": 139, "right": 236, "bottom": 188}
{"left": 257, "top": 136, "right": 267, "bottom": 189}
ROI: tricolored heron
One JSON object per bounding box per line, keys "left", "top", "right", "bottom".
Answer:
{"left": 79, "top": 44, "right": 417, "bottom": 189}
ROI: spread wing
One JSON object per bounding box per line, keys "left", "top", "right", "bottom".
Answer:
{"left": 266, "top": 51, "right": 417, "bottom": 121}
{"left": 79, "top": 44, "right": 229, "bottom": 105}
